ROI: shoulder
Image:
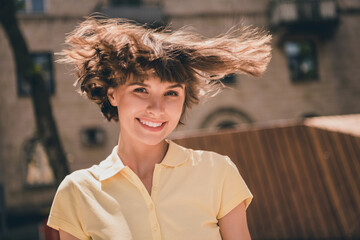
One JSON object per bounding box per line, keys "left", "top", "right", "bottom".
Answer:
{"left": 180, "top": 144, "right": 235, "bottom": 172}
{"left": 66, "top": 167, "right": 99, "bottom": 184}
{"left": 62, "top": 145, "right": 121, "bottom": 184}
{"left": 191, "top": 148, "right": 228, "bottom": 161}
{"left": 57, "top": 156, "right": 111, "bottom": 196}
{"left": 57, "top": 146, "right": 121, "bottom": 193}
{"left": 57, "top": 168, "right": 99, "bottom": 194}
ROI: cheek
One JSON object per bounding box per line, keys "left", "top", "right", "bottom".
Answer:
{"left": 169, "top": 99, "right": 185, "bottom": 119}
{"left": 116, "top": 95, "right": 143, "bottom": 118}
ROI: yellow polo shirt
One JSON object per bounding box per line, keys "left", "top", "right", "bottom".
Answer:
{"left": 47, "top": 140, "right": 252, "bottom": 240}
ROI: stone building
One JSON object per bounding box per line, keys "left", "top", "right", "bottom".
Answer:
{"left": 0, "top": 0, "right": 359, "bottom": 237}
{"left": 170, "top": 0, "right": 360, "bottom": 130}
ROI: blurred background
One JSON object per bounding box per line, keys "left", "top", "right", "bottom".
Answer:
{"left": 0, "top": 0, "right": 359, "bottom": 239}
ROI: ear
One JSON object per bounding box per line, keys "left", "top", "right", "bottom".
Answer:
{"left": 107, "top": 87, "right": 117, "bottom": 107}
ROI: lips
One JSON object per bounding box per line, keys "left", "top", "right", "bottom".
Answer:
{"left": 136, "top": 118, "right": 166, "bottom": 132}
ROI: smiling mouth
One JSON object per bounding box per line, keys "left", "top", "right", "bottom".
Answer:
{"left": 136, "top": 118, "right": 166, "bottom": 129}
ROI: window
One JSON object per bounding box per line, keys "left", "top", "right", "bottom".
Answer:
{"left": 15, "top": 0, "right": 44, "bottom": 13}
{"left": 284, "top": 40, "right": 318, "bottom": 82}
{"left": 17, "top": 52, "right": 55, "bottom": 97}
{"left": 301, "top": 112, "right": 319, "bottom": 118}
{"left": 110, "top": 0, "right": 141, "bottom": 6}
{"left": 221, "top": 74, "right": 236, "bottom": 85}
{"left": 81, "top": 127, "right": 106, "bottom": 147}
{"left": 22, "top": 136, "right": 55, "bottom": 187}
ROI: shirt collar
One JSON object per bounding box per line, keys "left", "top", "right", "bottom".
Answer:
{"left": 160, "top": 139, "right": 190, "bottom": 167}
{"left": 98, "top": 146, "right": 125, "bottom": 181}
{"left": 99, "top": 140, "right": 189, "bottom": 181}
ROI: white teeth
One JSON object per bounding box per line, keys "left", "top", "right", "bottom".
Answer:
{"left": 139, "top": 119, "right": 163, "bottom": 128}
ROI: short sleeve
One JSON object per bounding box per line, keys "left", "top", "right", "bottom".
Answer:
{"left": 47, "top": 176, "right": 90, "bottom": 240}
{"left": 217, "top": 157, "right": 253, "bottom": 219}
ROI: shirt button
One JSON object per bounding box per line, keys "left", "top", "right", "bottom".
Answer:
{"left": 149, "top": 203, "right": 154, "bottom": 210}
{"left": 153, "top": 224, "right": 158, "bottom": 231}
{"left": 152, "top": 186, "right": 158, "bottom": 191}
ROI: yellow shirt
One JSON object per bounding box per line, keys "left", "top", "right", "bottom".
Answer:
{"left": 47, "top": 140, "right": 252, "bottom": 240}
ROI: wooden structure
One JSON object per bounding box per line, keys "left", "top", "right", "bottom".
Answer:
{"left": 173, "top": 114, "right": 360, "bottom": 239}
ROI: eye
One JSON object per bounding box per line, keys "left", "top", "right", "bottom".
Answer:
{"left": 134, "top": 87, "right": 147, "bottom": 93}
{"left": 165, "top": 90, "right": 178, "bottom": 96}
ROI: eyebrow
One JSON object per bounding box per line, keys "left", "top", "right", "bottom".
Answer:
{"left": 127, "top": 81, "right": 184, "bottom": 89}
{"left": 167, "top": 83, "right": 184, "bottom": 89}
{"left": 127, "top": 81, "right": 147, "bottom": 87}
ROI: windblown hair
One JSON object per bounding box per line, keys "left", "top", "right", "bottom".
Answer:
{"left": 60, "top": 17, "right": 272, "bottom": 121}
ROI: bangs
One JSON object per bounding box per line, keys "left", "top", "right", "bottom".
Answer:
{"left": 152, "top": 59, "right": 195, "bottom": 85}
{"left": 123, "top": 58, "right": 195, "bottom": 86}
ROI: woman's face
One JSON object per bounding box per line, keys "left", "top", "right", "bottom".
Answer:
{"left": 108, "top": 75, "right": 185, "bottom": 146}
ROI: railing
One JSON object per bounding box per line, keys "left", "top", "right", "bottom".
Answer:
{"left": 268, "top": 0, "right": 338, "bottom": 29}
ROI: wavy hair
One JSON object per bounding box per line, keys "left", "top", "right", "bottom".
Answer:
{"left": 59, "top": 17, "right": 272, "bottom": 121}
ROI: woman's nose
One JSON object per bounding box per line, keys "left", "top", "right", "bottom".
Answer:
{"left": 146, "top": 96, "right": 164, "bottom": 116}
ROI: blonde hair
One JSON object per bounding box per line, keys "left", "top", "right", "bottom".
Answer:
{"left": 60, "top": 17, "right": 272, "bottom": 121}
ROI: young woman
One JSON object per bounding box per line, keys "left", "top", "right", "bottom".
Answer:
{"left": 47, "top": 18, "right": 271, "bottom": 240}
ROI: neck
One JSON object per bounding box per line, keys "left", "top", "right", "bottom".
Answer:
{"left": 117, "top": 135, "right": 168, "bottom": 178}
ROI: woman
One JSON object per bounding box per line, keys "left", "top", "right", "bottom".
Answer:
{"left": 47, "top": 17, "right": 271, "bottom": 240}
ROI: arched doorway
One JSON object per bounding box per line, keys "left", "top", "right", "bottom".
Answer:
{"left": 201, "top": 107, "right": 253, "bottom": 130}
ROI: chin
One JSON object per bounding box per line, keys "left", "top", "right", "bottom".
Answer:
{"left": 137, "top": 135, "right": 168, "bottom": 146}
